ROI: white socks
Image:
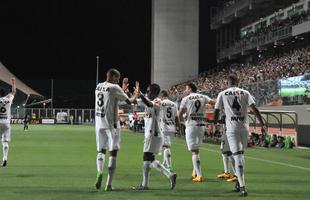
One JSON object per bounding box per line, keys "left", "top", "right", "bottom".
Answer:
{"left": 96, "top": 152, "right": 105, "bottom": 172}
{"left": 163, "top": 148, "right": 172, "bottom": 168}
{"left": 142, "top": 161, "right": 151, "bottom": 187}
{"left": 151, "top": 160, "right": 172, "bottom": 178}
{"left": 2, "top": 142, "right": 9, "bottom": 161}
{"left": 233, "top": 154, "right": 245, "bottom": 187}
{"left": 229, "top": 155, "right": 236, "bottom": 175}
{"left": 222, "top": 154, "right": 229, "bottom": 173}
{"left": 192, "top": 154, "right": 202, "bottom": 177}
{"left": 106, "top": 157, "right": 116, "bottom": 186}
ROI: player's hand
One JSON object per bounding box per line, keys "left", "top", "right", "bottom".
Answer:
{"left": 11, "top": 77, "right": 16, "bottom": 83}
{"left": 133, "top": 81, "right": 140, "bottom": 97}
{"left": 122, "top": 78, "right": 129, "bottom": 92}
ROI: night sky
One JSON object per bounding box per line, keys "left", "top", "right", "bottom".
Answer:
{"left": 0, "top": 0, "right": 216, "bottom": 108}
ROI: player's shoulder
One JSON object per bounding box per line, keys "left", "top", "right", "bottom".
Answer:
{"left": 164, "top": 99, "right": 177, "bottom": 106}
{"left": 237, "top": 87, "right": 251, "bottom": 96}
{"left": 103, "top": 82, "right": 122, "bottom": 92}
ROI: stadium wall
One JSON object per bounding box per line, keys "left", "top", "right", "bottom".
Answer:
{"left": 260, "top": 105, "right": 310, "bottom": 147}
{"left": 151, "top": 0, "right": 199, "bottom": 90}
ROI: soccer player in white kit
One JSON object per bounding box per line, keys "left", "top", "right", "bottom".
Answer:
{"left": 159, "top": 90, "right": 179, "bottom": 171}
{"left": 0, "top": 78, "right": 16, "bottom": 167}
{"left": 178, "top": 83, "right": 215, "bottom": 182}
{"left": 133, "top": 84, "right": 177, "bottom": 190}
{"left": 94, "top": 68, "right": 139, "bottom": 191}
{"left": 214, "top": 74, "right": 266, "bottom": 197}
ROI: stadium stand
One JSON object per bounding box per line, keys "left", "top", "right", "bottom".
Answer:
{"left": 169, "top": 46, "right": 310, "bottom": 106}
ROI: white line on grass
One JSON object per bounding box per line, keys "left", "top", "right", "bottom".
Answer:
{"left": 174, "top": 142, "right": 310, "bottom": 171}
{"left": 128, "top": 132, "right": 310, "bottom": 171}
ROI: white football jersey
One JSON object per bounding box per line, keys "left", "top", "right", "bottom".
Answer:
{"left": 144, "top": 98, "right": 162, "bottom": 138}
{"left": 180, "top": 93, "right": 212, "bottom": 126}
{"left": 0, "top": 93, "right": 14, "bottom": 124}
{"left": 215, "top": 87, "right": 255, "bottom": 133}
{"left": 159, "top": 99, "right": 178, "bottom": 133}
{"left": 95, "top": 81, "right": 128, "bottom": 129}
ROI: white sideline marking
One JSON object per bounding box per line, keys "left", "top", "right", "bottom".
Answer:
{"left": 174, "top": 142, "right": 310, "bottom": 171}
{"left": 128, "top": 132, "right": 310, "bottom": 171}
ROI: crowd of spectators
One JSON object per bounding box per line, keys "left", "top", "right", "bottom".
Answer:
{"left": 169, "top": 47, "right": 310, "bottom": 106}
{"left": 225, "top": 9, "right": 310, "bottom": 53}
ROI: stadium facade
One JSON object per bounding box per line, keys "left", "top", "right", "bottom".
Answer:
{"left": 211, "top": 0, "right": 310, "bottom": 63}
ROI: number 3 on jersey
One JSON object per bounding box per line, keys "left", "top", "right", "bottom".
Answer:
{"left": 96, "top": 93, "right": 105, "bottom": 117}
{"left": 97, "top": 93, "right": 104, "bottom": 107}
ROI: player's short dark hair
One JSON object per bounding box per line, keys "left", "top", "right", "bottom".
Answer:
{"left": 107, "top": 68, "right": 120, "bottom": 78}
{"left": 149, "top": 83, "right": 161, "bottom": 96}
{"left": 186, "top": 83, "right": 197, "bottom": 92}
{"left": 228, "top": 74, "right": 239, "bottom": 86}
{"left": 160, "top": 90, "right": 169, "bottom": 98}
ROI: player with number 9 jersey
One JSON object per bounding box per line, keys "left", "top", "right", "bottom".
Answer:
{"left": 178, "top": 83, "right": 215, "bottom": 182}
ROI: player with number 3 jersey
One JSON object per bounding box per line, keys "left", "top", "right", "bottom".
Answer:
{"left": 94, "top": 68, "right": 139, "bottom": 191}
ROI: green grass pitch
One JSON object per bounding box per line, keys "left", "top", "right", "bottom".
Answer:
{"left": 1, "top": 125, "right": 310, "bottom": 200}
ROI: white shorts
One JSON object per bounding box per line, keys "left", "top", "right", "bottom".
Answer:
{"left": 143, "top": 135, "right": 163, "bottom": 154}
{"left": 0, "top": 123, "right": 11, "bottom": 142}
{"left": 220, "top": 133, "right": 231, "bottom": 153}
{"left": 226, "top": 131, "right": 248, "bottom": 154}
{"left": 162, "top": 132, "right": 174, "bottom": 146}
{"left": 185, "top": 126, "right": 205, "bottom": 151}
{"left": 96, "top": 128, "right": 120, "bottom": 152}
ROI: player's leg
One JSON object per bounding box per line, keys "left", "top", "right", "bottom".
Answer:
{"left": 105, "top": 128, "right": 121, "bottom": 191}
{"left": 227, "top": 131, "right": 247, "bottom": 196}
{"left": 134, "top": 136, "right": 176, "bottom": 190}
{"left": 132, "top": 136, "right": 152, "bottom": 190}
{"left": 186, "top": 126, "right": 204, "bottom": 182}
{"left": 149, "top": 136, "right": 176, "bottom": 189}
{"left": 1, "top": 124, "right": 10, "bottom": 167}
{"left": 218, "top": 133, "right": 233, "bottom": 179}
{"left": 95, "top": 128, "right": 108, "bottom": 189}
{"left": 227, "top": 154, "right": 238, "bottom": 182}
{"left": 162, "top": 134, "right": 172, "bottom": 170}
{"left": 185, "top": 126, "right": 197, "bottom": 179}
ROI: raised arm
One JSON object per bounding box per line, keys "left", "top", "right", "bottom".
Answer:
{"left": 125, "top": 81, "right": 140, "bottom": 105}
{"left": 139, "top": 92, "right": 153, "bottom": 107}
{"left": 10, "top": 77, "right": 16, "bottom": 95}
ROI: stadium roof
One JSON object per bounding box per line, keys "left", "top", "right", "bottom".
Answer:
{"left": 0, "top": 62, "right": 42, "bottom": 96}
